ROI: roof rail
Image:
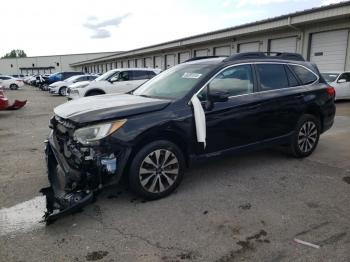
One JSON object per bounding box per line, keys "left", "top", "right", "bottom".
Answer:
{"left": 184, "top": 56, "right": 227, "bottom": 63}
{"left": 223, "top": 52, "right": 305, "bottom": 62}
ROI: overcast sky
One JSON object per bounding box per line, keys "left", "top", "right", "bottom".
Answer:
{"left": 0, "top": 0, "right": 344, "bottom": 57}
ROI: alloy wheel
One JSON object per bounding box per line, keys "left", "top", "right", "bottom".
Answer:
{"left": 297, "top": 121, "right": 318, "bottom": 153}
{"left": 139, "top": 149, "right": 179, "bottom": 193}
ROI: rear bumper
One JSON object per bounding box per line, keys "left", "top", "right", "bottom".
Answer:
{"left": 41, "top": 131, "right": 131, "bottom": 223}
{"left": 321, "top": 101, "right": 336, "bottom": 133}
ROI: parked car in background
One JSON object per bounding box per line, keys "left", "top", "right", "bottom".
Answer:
{"left": 49, "top": 75, "right": 97, "bottom": 96}
{"left": 68, "top": 68, "right": 160, "bottom": 99}
{"left": 0, "top": 75, "right": 24, "bottom": 90}
{"left": 322, "top": 72, "right": 350, "bottom": 100}
{"left": 46, "top": 71, "right": 84, "bottom": 85}
{"left": 66, "top": 81, "right": 93, "bottom": 99}
{"left": 42, "top": 52, "right": 335, "bottom": 222}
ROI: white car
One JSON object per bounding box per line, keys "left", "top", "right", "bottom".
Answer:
{"left": 48, "top": 75, "right": 97, "bottom": 96}
{"left": 322, "top": 72, "right": 350, "bottom": 100}
{"left": 67, "top": 68, "right": 160, "bottom": 100}
{"left": 0, "top": 75, "right": 25, "bottom": 90}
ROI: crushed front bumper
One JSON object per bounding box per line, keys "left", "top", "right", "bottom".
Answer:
{"left": 41, "top": 129, "right": 130, "bottom": 224}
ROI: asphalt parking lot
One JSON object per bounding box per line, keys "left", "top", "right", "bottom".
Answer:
{"left": 0, "top": 86, "right": 349, "bottom": 262}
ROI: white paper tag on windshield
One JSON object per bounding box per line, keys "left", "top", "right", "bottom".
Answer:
{"left": 182, "top": 73, "right": 202, "bottom": 79}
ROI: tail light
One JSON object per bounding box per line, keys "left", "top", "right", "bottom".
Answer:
{"left": 326, "top": 86, "right": 335, "bottom": 98}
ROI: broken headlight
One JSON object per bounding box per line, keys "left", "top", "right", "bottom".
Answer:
{"left": 74, "top": 119, "right": 127, "bottom": 145}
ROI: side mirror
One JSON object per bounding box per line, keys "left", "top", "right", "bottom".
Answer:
{"left": 209, "top": 90, "right": 230, "bottom": 102}
{"left": 338, "top": 79, "right": 346, "bottom": 83}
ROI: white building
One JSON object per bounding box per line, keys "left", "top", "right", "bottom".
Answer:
{"left": 0, "top": 52, "right": 118, "bottom": 76}
{"left": 71, "top": 2, "right": 350, "bottom": 73}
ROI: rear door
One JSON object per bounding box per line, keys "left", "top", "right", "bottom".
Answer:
{"left": 199, "top": 64, "right": 263, "bottom": 153}
{"left": 253, "top": 63, "right": 306, "bottom": 141}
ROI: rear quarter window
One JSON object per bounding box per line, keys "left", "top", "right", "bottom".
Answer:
{"left": 290, "top": 65, "right": 318, "bottom": 85}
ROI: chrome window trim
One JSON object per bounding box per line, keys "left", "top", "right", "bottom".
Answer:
{"left": 191, "top": 61, "right": 320, "bottom": 103}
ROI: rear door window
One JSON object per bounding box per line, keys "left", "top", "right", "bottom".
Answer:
{"left": 290, "top": 65, "right": 318, "bottom": 85}
{"left": 132, "top": 70, "right": 150, "bottom": 80}
{"left": 147, "top": 71, "right": 156, "bottom": 79}
{"left": 257, "top": 64, "right": 289, "bottom": 91}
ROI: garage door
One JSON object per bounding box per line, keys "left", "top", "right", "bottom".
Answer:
{"left": 154, "top": 56, "right": 162, "bottom": 69}
{"left": 270, "top": 37, "right": 297, "bottom": 53}
{"left": 238, "top": 42, "right": 260, "bottom": 53}
{"left": 179, "top": 52, "right": 190, "bottom": 63}
{"left": 195, "top": 49, "right": 209, "bottom": 57}
{"left": 214, "top": 46, "right": 231, "bottom": 56}
{"left": 144, "top": 57, "right": 152, "bottom": 68}
{"left": 128, "top": 60, "right": 135, "bottom": 68}
{"left": 310, "top": 29, "right": 349, "bottom": 72}
{"left": 165, "top": 54, "right": 176, "bottom": 69}
{"left": 136, "top": 59, "right": 143, "bottom": 68}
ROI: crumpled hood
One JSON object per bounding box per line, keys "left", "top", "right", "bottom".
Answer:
{"left": 54, "top": 94, "right": 170, "bottom": 124}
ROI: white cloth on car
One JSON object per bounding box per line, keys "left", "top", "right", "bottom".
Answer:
{"left": 190, "top": 95, "right": 206, "bottom": 148}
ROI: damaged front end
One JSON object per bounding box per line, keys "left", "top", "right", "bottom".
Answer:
{"left": 41, "top": 116, "right": 129, "bottom": 224}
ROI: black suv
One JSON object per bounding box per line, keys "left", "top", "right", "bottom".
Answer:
{"left": 42, "top": 52, "right": 335, "bottom": 222}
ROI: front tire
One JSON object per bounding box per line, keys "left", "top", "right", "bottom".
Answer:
{"left": 290, "top": 114, "right": 320, "bottom": 158}
{"left": 9, "top": 84, "right": 18, "bottom": 90}
{"left": 128, "top": 140, "right": 185, "bottom": 200}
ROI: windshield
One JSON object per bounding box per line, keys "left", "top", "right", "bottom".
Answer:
{"left": 95, "top": 70, "right": 119, "bottom": 81}
{"left": 321, "top": 73, "right": 339, "bottom": 83}
{"left": 134, "top": 63, "right": 213, "bottom": 99}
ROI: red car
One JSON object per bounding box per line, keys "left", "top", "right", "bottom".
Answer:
{"left": 0, "top": 87, "right": 26, "bottom": 110}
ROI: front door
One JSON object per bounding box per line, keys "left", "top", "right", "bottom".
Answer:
{"left": 335, "top": 73, "right": 350, "bottom": 99}
{"left": 198, "top": 64, "right": 263, "bottom": 153}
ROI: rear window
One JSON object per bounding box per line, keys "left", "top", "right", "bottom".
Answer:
{"left": 257, "top": 64, "right": 289, "bottom": 91}
{"left": 290, "top": 65, "right": 318, "bottom": 85}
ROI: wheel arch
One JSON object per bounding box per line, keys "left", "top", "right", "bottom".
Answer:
{"left": 126, "top": 129, "right": 191, "bottom": 172}
{"left": 303, "top": 105, "right": 323, "bottom": 131}
{"left": 84, "top": 88, "right": 105, "bottom": 96}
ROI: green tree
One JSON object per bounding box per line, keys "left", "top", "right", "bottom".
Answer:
{"left": 2, "top": 49, "right": 27, "bottom": 58}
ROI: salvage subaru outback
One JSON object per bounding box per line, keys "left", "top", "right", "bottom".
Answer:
{"left": 42, "top": 52, "right": 336, "bottom": 222}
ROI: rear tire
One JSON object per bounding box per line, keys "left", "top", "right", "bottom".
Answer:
{"left": 9, "top": 84, "right": 18, "bottom": 90}
{"left": 59, "top": 87, "right": 67, "bottom": 96}
{"left": 289, "top": 114, "right": 320, "bottom": 158}
{"left": 128, "top": 140, "right": 185, "bottom": 200}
